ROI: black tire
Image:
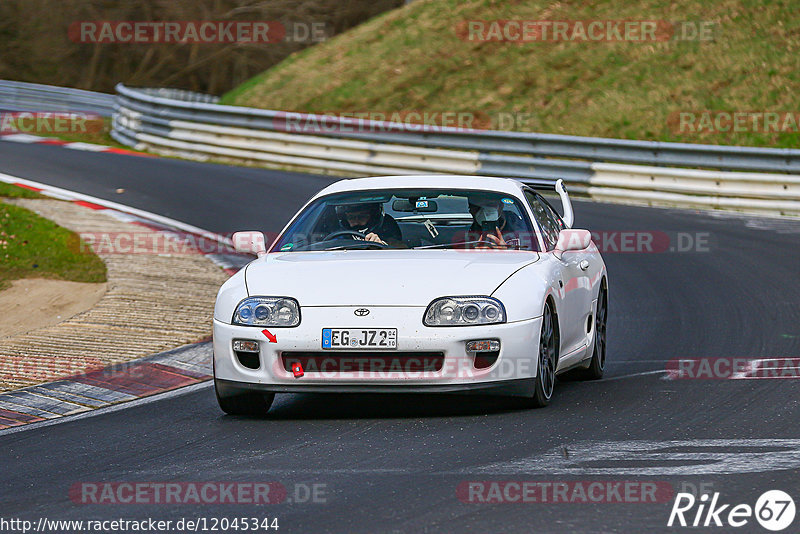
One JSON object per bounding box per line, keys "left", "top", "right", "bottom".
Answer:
{"left": 215, "top": 380, "right": 275, "bottom": 416}
{"left": 576, "top": 284, "right": 607, "bottom": 381}
{"left": 526, "top": 300, "right": 558, "bottom": 408}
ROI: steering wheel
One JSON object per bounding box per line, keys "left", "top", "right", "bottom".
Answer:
{"left": 323, "top": 230, "right": 388, "bottom": 249}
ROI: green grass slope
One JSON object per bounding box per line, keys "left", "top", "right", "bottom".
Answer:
{"left": 0, "top": 184, "right": 106, "bottom": 290}
{"left": 221, "top": 0, "right": 800, "bottom": 148}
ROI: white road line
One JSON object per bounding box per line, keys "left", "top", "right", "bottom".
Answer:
{"left": 0, "top": 172, "right": 232, "bottom": 246}
{"left": 599, "top": 370, "right": 666, "bottom": 382}
{"left": 464, "top": 439, "right": 800, "bottom": 476}
{"left": 0, "top": 133, "right": 43, "bottom": 143}
{"left": 63, "top": 142, "right": 109, "bottom": 152}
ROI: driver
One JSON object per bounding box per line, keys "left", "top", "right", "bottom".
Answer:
{"left": 335, "top": 202, "right": 403, "bottom": 247}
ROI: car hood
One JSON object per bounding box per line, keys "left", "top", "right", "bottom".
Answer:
{"left": 245, "top": 250, "right": 539, "bottom": 306}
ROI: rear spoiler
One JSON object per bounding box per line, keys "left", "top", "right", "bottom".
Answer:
{"left": 523, "top": 178, "right": 574, "bottom": 228}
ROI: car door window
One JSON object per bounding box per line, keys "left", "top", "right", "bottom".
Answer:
{"left": 538, "top": 195, "right": 566, "bottom": 232}
{"left": 524, "top": 191, "right": 559, "bottom": 250}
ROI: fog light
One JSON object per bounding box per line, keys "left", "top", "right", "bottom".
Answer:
{"left": 233, "top": 339, "right": 259, "bottom": 352}
{"left": 466, "top": 340, "right": 500, "bottom": 353}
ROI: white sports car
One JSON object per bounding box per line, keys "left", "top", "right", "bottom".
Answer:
{"left": 213, "top": 175, "right": 607, "bottom": 414}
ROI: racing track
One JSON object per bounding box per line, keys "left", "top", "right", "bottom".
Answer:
{"left": 1, "top": 141, "right": 800, "bottom": 533}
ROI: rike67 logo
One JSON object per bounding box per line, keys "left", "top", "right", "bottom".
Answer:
{"left": 668, "top": 490, "right": 795, "bottom": 531}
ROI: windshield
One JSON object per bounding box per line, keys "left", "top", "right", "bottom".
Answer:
{"left": 270, "top": 188, "right": 540, "bottom": 252}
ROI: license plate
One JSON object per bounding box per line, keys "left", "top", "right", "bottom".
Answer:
{"left": 322, "top": 328, "right": 397, "bottom": 350}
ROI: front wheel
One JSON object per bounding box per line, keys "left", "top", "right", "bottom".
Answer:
{"left": 576, "top": 285, "right": 607, "bottom": 381}
{"left": 215, "top": 380, "right": 275, "bottom": 416}
{"left": 525, "top": 301, "right": 558, "bottom": 408}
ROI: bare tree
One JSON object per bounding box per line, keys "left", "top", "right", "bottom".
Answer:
{"left": 0, "top": 0, "right": 402, "bottom": 94}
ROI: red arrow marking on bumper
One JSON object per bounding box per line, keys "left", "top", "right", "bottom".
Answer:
{"left": 261, "top": 329, "right": 277, "bottom": 343}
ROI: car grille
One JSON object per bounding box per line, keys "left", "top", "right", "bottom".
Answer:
{"left": 281, "top": 352, "right": 444, "bottom": 373}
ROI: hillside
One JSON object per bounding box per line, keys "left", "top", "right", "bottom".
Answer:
{"left": 221, "top": 0, "right": 800, "bottom": 147}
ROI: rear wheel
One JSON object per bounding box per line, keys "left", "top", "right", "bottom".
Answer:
{"left": 215, "top": 382, "right": 275, "bottom": 416}
{"left": 526, "top": 301, "right": 557, "bottom": 408}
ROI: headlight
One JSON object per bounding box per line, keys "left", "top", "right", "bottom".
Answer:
{"left": 424, "top": 296, "right": 506, "bottom": 326}
{"left": 233, "top": 297, "right": 300, "bottom": 327}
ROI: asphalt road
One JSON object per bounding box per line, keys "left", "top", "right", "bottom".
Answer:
{"left": 1, "top": 141, "right": 800, "bottom": 533}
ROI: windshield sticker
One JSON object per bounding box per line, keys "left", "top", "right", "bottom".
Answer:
{"left": 501, "top": 198, "right": 514, "bottom": 204}
{"left": 416, "top": 200, "right": 429, "bottom": 208}
{"left": 280, "top": 243, "right": 294, "bottom": 251}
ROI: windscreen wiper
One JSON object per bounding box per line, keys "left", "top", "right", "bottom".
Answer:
{"left": 324, "top": 241, "right": 387, "bottom": 251}
{"left": 413, "top": 240, "right": 499, "bottom": 250}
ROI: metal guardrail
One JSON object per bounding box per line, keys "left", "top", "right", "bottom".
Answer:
{"left": 112, "top": 84, "right": 605, "bottom": 187}
{"left": 131, "top": 87, "right": 220, "bottom": 104}
{"left": 589, "top": 163, "right": 800, "bottom": 217}
{"left": 3, "top": 80, "right": 795, "bottom": 214}
{"left": 110, "top": 84, "right": 800, "bottom": 216}
{"left": 2, "top": 80, "right": 790, "bottom": 216}
{"left": 0, "top": 80, "right": 115, "bottom": 116}
{"left": 113, "top": 83, "right": 800, "bottom": 175}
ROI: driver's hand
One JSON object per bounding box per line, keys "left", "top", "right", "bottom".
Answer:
{"left": 365, "top": 232, "right": 387, "bottom": 245}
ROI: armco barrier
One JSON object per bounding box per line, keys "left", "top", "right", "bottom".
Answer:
{"left": 113, "top": 84, "right": 800, "bottom": 175}
{"left": 0, "top": 80, "right": 115, "bottom": 116}
{"left": 589, "top": 163, "right": 800, "bottom": 216}
{"left": 2, "top": 80, "right": 798, "bottom": 216}
{"left": 110, "top": 84, "right": 800, "bottom": 216}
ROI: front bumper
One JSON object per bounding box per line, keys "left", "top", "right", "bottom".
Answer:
{"left": 214, "top": 378, "right": 537, "bottom": 397}
{"left": 213, "top": 306, "right": 541, "bottom": 391}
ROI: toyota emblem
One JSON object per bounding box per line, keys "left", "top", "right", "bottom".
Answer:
{"left": 354, "top": 308, "right": 370, "bottom": 317}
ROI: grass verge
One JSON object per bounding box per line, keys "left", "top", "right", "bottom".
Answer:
{"left": 0, "top": 185, "right": 107, "bottom": 291}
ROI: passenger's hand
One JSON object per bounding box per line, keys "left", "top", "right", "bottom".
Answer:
{"left": 365, "top": 232, "right": 387, "bottom": 245}
{"left": 483, "top": 228, "right": 507, "bottom": 248}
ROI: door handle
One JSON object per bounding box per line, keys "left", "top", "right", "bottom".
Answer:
{"left": 579, "top": 260, "right": 590, "bottom": 271}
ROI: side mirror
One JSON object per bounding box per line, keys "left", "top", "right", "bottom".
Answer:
{"left": 554, "top": 229, "right": 591, "bottom": 258}
{"left": 232, "top": 231, "right": 267, "bottom": 257}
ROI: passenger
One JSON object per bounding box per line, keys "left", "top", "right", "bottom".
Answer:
{"left": 458, "top": 195, "right": 526, "bottom": 249}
